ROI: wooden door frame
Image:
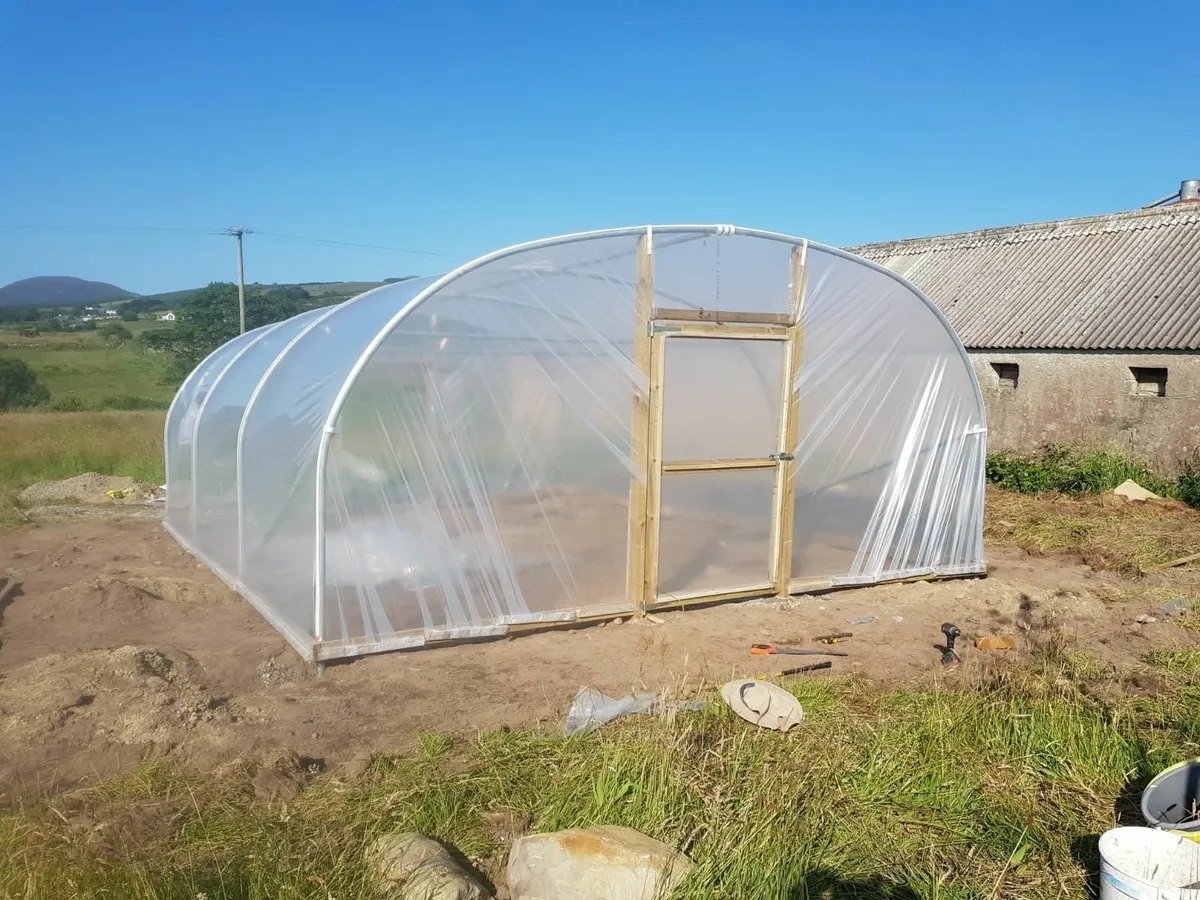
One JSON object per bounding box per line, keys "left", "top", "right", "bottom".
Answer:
{"left": 625, "top": 235, "right": 809, "bottom": 613}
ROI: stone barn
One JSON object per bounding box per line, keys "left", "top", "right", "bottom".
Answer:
{"left": 852, "top": 180, "right": 1200, "bottom": 471}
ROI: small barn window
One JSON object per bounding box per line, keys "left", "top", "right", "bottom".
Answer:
{"left": 1131, "top": 367, "right": 1167, "bottom": 398}
{"left": 991, "top": 362, "right": 1019, "bottom": 391}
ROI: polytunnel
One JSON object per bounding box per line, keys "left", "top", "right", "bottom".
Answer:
{"left": 164, "top": 225, "right": 988, "bottom": 662}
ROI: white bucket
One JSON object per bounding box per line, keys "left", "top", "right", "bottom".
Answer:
{"left": 1100, "top": 827, "right": 1200, "bottom": 899}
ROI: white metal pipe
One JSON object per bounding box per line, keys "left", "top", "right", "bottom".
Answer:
{"left": 178, "top": 329, "right": 264, "bottom": 537}
{"left": 234, "top": 306, "right": 340, "bottom": 578}
{"left": 161, "top": 348, "right": 214, "bottom": 531}
{"left": 189, "top": 322, "right": 280, "bottom": 539}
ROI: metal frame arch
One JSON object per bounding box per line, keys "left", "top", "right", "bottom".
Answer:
{"left": 233, "top": 304, "right": 342, "bottom": 575}
{"left": 164, "top": 325, "right": 270, "bottom": 536}
{"left": 309, "top": 224, "right": 987, "bottom": 646}
{"left": 188, "top": 320, "right": 287, "bottom": 536}
{"left": 163, "top": 342, "right": 228, "bottom": 519}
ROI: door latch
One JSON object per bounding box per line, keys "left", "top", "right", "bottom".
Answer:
{"left": 768, "top": 452, "right": 794, "bottom": 462}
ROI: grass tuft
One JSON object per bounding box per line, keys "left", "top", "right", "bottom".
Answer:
{"left": 1142, "top": 648, "right": 1200, "bottom": 674}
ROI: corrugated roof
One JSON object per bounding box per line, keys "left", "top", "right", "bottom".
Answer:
{"left": 849, "top": 204, "right": 1200, "bottom": 350}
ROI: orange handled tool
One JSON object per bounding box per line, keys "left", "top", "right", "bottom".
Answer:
{"left": 751, "top": 643, "right": 847, "bottom": 657}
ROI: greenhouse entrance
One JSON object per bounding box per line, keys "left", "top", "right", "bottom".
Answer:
{"left": 644, "top": 321, "right": 797, "bottom": 608}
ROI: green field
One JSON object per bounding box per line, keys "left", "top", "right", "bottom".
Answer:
{"left": 0, "top": 325, "right": 175, "bottom": 410}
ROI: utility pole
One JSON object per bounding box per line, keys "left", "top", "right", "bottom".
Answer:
{"left": 222, "top": 226, "right": 253, "bottom": 333}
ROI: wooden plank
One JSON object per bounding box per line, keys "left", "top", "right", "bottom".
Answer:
{"left": 653, "top": 322, "right": 788, "bottom": 340}
{"left": 625, "top": 232, "right": 654, "bottom": 616}
{"left": 773, "top": 242, "right": 809, "bottom": 599}
{"left": 642, "top": 331, "right": 667, "bottom": 610}
{"left": 661, "top": 457, "right": 777, "bottom": 473}
{"left": 648, "top": 582, "right": 777, "bottom": 609}
{"left": 652, "top": 307, "right": 792, "bottom": 326}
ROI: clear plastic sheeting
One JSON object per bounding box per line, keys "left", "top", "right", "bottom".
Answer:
{"left": 790, "top": 245, "right": 986, "bottom": 586}
{"left": 163, "top": 225, "right": 986, "bottom": 662}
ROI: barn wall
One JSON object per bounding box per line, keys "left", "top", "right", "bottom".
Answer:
{"left": 969, "top": 350, "right": 1200, "bottom": 471}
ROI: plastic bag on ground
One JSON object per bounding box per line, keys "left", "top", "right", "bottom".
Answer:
{"left": 563, "top": 687, "right": 703, "bottom": 736}
{"left": 564, "top": 688, "right": 655, "bottom": 736}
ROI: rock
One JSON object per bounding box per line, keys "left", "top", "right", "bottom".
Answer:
{"left": 508, "top": 825, "right": 692, "bottom": 900}
{"left": 1113, "top": 479, "right": 1159, "bottom": 502}
{"left": 1136, "top": 614, "right": 1158, "bottom": 625}
{"left": 367, "top": 833, "right": 491, "bottom": 899}
{"left": 252, "top": 766, "right": 303, "bottom": 803}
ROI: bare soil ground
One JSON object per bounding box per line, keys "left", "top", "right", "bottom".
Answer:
{"left": 2, "top": 513, "right": 1199, "bottom": 803}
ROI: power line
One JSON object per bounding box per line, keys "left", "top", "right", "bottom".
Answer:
{"left": 253, "top": 230, "right": 462, "bottom": 260}
{"left": 0, "top": 224, "right": 216, "bottom": 235}
{"left": 0, "top": 222, "right": 463, "bottom": 260}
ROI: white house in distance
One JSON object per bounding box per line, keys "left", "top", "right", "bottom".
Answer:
{"left": 80, "top": 306, "right": 119, "bottom": 322}
{"left": 158, "top": 311, "right": 176, "bottom": 322}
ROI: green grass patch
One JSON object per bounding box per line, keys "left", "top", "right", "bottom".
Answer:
{"left": 0, "top": 411, "right": 165, "bottom": 522}
{"left": 3, "top": 667, "right": 1198, "bottom": 898}
{"left": 987, "top": 443, "right": 1199, "bottom": 509}
{"left": 1142, "top": 648, "right": 1200, "bottom": 674}
{"left": 1, "top": 335, "right": 174, "bottom": 409}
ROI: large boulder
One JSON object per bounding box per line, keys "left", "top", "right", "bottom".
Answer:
{"left": 367, "top": 833, "right": 492, "bottom": 900}
{"left": 507, "top": 825, "right": 692, "bottom": 900}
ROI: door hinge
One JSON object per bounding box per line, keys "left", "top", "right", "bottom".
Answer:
{"left": 769, "top": 452, "right": 794, "bottom": 462}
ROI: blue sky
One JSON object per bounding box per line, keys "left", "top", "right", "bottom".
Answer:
{"left": 1, "top": 0, "right": 1196, "bottom": 294}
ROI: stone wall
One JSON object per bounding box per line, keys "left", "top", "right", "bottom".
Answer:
{"left": 969, "top": 350, "right": 1200, "bottom": 471}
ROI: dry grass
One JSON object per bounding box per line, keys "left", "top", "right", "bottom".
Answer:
{"left": 0, "top": 411, "right": 165, "bottom": 523}
{"left": 985, "top": 486, "right": 1200, "bottom": 573}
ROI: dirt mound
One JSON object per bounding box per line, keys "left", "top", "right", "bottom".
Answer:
{"left": 39, "top": 575, "right": 235, "bottom": 628}
{"left": 18, "top": 474, "right": 162, "bottom": 507}
{"left": 0, "top": 645, "right": 237, "bottom": 748}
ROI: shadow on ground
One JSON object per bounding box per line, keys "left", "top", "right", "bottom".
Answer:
{"left": 786, "top": 870, "right": 921, "bottom": 899}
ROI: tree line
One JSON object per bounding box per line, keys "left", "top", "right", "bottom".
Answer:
{"left": 141, "top": 282, "right": 309, "bottom": 382}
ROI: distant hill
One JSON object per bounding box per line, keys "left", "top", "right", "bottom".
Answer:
{"left": 0, "top": 277, "right": 417, "bottom": 312}
{"left": 0, "top": 276, "right": 136, "bottom": 308}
